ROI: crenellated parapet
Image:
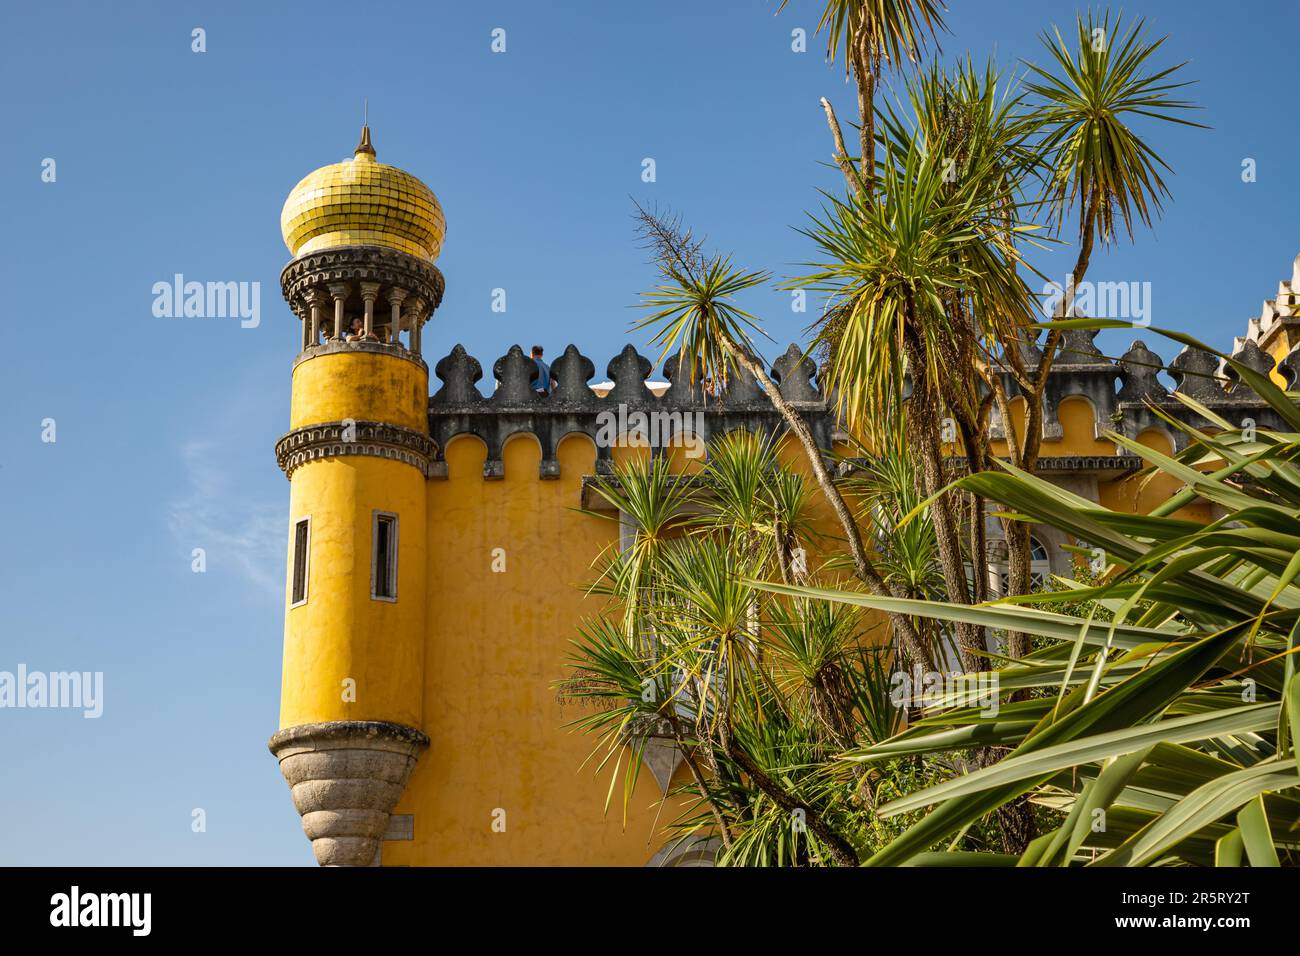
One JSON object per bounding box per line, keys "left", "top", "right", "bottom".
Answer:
{"left": 991, "top": 326, "right": 1294, "bottom": 453}
{"left": 423, "top": 342, "right": 835, "bottom": 478}
{"left": 424, "top": 329, "right": 1297, "bottom": 478}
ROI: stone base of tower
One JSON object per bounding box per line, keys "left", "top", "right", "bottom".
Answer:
{"left": 269, "top": 720, "right": 429, "bottom": 866}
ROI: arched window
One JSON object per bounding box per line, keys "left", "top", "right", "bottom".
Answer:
{"left": 991, "top": 536, "right": 1052, "bottom": 596}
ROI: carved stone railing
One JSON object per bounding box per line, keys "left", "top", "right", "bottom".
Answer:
{"left": 281, "top": 245, "right": 444, "bottom": 353}
{"left": 993, "top": 328, "right": 1295, "bottom": 452}
{"left": 425, "top": 342, "right": 833, "bottom": 478}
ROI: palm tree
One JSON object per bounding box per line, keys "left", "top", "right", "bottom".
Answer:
{"left": 563, "top": 436, "right": 884, "bottom": 865}
{"left": 760, "top": 328, "right": 1300, "bottom": 866}
{"left": 1002, "top": 12, "right": 1204, "bottom": 651}
{"left": 794, "top": 61, "right": 1038, "bottom": 673}
{"left": 630, "top": 202, "right": 933, "bottom": 669}
{"left": 783, "top": 0, "right": 946, "bottom": 197}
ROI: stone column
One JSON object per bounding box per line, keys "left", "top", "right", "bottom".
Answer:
{"left": 360, "top": 282, "right": 381, "bottom": 341}
{"left": 402, "top": 296, "right": 426, "bottom": 353}
{"left": 386, "top": 288, "right": 408, "bottom": 349}
{"left": 307, "top": 290, "right": 326, "bottom": 348}
{"left": 327, "top": 283, "right": 349, "bottom": 341}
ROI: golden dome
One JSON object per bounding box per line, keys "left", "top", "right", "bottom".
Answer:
{"left": 281, "top": 127, "right": 446, "bottom": 262}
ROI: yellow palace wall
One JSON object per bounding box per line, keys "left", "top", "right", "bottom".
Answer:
{"left": 278, "top": 348, "right": 1214, "bottom": 868}
{"left": 378, "top": 431, "right": 869, "bottom": 866}
{"left": 386, "top": 434, "right": 683, "bottom": 866}
{"left": 988, "top": 395, "right": 1211, "bottom": 523}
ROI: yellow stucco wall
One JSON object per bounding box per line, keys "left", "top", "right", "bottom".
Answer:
{"left": 277, "top": 346, "right": 1219, "bottom": 867}
{"left": 1055, "top": 397, "right": 1117, "bottom": 456}
{"left": 1260, "top": 327, "right": 1298, "bottom": 388}
{"left": 375, "top": 429, "right": 875, "bottom": 866}
{"left": 1098, "top": 428, "right": 1212, "bottom": 522}
{"left": 291, "top": 350, "right": 428, "bottom": 432}
{"left": 279, "top": 455, "right": 428, "bottom": 730}
{"left": 384, "top": 433, "right": 688, "bottom": 866}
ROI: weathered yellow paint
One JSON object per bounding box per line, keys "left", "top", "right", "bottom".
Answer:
{"left": 290, "top": 351, "right": 428, "bottom": 432}
{"left": 386, "top": 432, "right": 684, "bottom": 865}
{"left": 1262, "top": 329, "right": 1298, "bottom": 387}
{"left": 280, "top": 454, "right": 428, "bottom": 729}
{"left": 1097, "top": 428, "right": 1208, "bottom": 520}
{"left": 1055, "top": 397, "right": 1117, "bottom": 456}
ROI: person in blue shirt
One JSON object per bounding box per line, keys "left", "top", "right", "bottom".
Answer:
{"left": 531, "top": 345, "right": 555, "bottom": 397}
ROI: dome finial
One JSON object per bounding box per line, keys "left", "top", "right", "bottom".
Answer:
{"left": 355, "top": 99, "right": 375, "bottom": 159}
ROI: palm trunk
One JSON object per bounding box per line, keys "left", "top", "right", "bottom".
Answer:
{"left": 667, "top": 714, "right": 734, "bottom": 851}
{"left": 719, "top": 331, "right": 932, "bottom": 670}
{"left": 900, "top": 311, "right": 984, "bottom": 673}
{"left": 1004, "top": 196, "right": 1099, "bottom": 660}
{"left": 852, "top": 28, "right": 876, "bottom": 198}
{"left": 720, "top": 722, "right": 858, "bottom": 866}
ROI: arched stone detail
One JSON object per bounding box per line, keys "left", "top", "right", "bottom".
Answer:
{"left": 424, "top": 343, "right": 837, "bottom": 480}
{"left": 646, "top": 835, "right": 721, "bottom": 867}
{"left": 275, "top": 420, "right": 436, "bottom": 479}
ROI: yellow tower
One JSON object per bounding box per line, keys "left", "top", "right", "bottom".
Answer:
{"left": 269, "top": 126, "right": 446, "bottom": 866}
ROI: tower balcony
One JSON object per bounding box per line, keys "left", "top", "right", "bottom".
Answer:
{"left": 280, "top": 244, "right": 445, "bottom": 360}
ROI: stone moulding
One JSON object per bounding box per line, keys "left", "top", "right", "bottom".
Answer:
{"left": 268, "top": 720, "right": 430, "bottom": 867}
{"left": 279, "top": 244, "right": 445, "bottom": 316}
{"left": 292, "top": 337, "right": 428, "bottom": 372}
{"left": 942, "top": 454, "right": 1148, "bottom": 477}
{"left": 275, "top": 420, "right": 436, "bottom": 479}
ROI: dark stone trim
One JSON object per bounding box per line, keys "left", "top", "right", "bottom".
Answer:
{"left": 268, "top": 720, "right": 430, "bottom": 755}
{"left": 426, "top": 342, "right": 834, "bottom": 479}
{"left": 941, "top": 454, "right": 1147, "bottom": 474}
{"left": 293, "top": 338, "right": 428, "bottom": 373}
{"left": 1033, "top": 454, "right": 1148, "bottom": 473}
{"left": 280, "top": 245, "right": 445, "bottom": 315}
{"left": 275, "top": 420, "right": 436, "bottom": 479}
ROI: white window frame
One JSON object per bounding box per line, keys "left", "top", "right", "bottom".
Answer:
{"left": 371, "top": 510, "right": 399, "bottom": 602}
{"left": 991, "top": 536, "right": 1051, "bottom": 597}
{"left": 290, "top": 515, "right": 312, "bottom": 608}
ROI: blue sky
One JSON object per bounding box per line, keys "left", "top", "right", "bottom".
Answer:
{"left": 0, "top": 0, "right": 1295, "bottom": 865}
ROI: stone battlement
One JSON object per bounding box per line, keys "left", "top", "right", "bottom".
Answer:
{"left": 424, "top": 342, "right": 834, "bottom": 478}
{"left": 1000, "top": 327, "right": 1293, "bottom": 449}
{"left": 422, "top": 323, "right": 1297, "bottom": 480}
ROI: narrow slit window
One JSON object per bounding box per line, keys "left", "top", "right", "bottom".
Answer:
{"left": 291, "top": 517, "right": 311, "bottom": 606}
{"left": 372, "top": 512, "right": 399, "bottom": 601}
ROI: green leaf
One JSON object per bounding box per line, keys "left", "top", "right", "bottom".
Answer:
{"left": 1092, "top": 762, "right": 1299, "bottom": 866}
{"left": 1236, "top": 794, "right": 1281, "bottom": 867}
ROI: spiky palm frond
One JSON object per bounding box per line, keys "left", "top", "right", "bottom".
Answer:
{"left": 791, "top": 0, "right": 945, "bottom": 75}
{"left": 797, "top": 153, "right": 1033, "bottom": 434}
{"left": 759, "top": 326, "right": 1300, "bottom": 866}
{"left": 1024, "top": 11, "right": 1204, "bottom": 244}
{"left": 632, "top": 252, "right": 772, "bottom": 392}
